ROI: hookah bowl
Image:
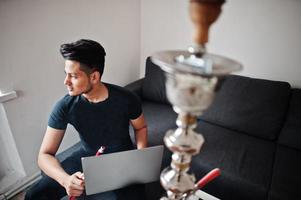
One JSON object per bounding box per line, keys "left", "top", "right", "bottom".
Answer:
{"left": 151, "top": 49, "right": 241, "bottom": 200}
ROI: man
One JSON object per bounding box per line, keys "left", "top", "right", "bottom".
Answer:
{"left": 25, "top": 39, "right": 148, "bottom": 200}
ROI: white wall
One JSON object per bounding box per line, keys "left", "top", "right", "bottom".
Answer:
{"left": 141, "top": 0, "right": 193, "bottom": 76}
{"left": 141, "top": 0, "right": 301, "bottom": 87}
{"left": 0, "top": 102, "right": 25, "bottom": 194}
{"left": 0, "top": 0, "right": 140, "bottom": 180}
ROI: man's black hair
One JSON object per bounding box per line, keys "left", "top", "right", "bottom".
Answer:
{"left": 60, "top": 39, "right": 106, "bottom": 75}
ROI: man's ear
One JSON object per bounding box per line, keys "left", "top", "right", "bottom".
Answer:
{"left": 90, "top": 71, "right": 101, "bottom": 83}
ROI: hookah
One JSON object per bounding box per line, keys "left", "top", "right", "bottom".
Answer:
{"left": 151, "top": 0, "right": 242, "bottom": 199}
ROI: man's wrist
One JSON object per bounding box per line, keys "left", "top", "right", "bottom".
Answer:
{"left": 58, "top": 173, "right": 70, "bottom": 187}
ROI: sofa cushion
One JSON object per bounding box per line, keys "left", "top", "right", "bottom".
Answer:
{"left": 201, "top": 75, "right": 291, "bottom": 140}
{"left": 278, "top": 89, "right": 301, "bottom": 150}
{"left": 124, "top": 78, "right": 144, "bottom": 98}
{"left": 142, "top": 57, "right": 169, "bottom": 104}
{"left": 142, "top": 101, "right": 177, "bottom": 146}
{"left": 129, "top": 100, "right": 175, "bottom": 167}
{"left": 268, "top": 145, "right": 301, "bottom": 200}
{"left": 192, "top": 120, "right": 276, "bottom": 200}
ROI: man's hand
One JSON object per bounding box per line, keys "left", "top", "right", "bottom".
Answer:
{"left": 63, "top": 172, "right": 85, "bottom": 197}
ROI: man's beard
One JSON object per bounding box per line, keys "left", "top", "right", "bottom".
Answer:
{"left": 82, "top": 83, "right": 93, "bottom": 94}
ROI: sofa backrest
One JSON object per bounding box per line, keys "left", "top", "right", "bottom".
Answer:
{"left": 142, "top": 57, "right": 169, "bottom": 104}
{"left": 141, "top": 57, "right": 292, "bottom": 140}
{"left": 268, "top": 89, "right": 301, "bottom": 199}
{"left": 201, "top": 75, "right": 291, "bottom": 140}
{"left": 277, "top": 88, "right": 301, "bottom": 150}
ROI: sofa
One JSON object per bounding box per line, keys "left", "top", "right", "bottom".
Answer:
{"left": 59, "top": 57, "right": 301, "bottom": 200}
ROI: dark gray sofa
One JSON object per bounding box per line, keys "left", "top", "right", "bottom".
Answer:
{"left": 59, "top": 57, "right": 301, "bottom": 200}
{"left": 124, "top": 57, "right": 301, "bottom": 200}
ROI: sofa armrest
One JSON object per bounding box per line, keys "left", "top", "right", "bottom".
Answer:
{"left": 56, "top": 142, "right": 81, "bottom": 162}
{"left": 124, "top": 78, "right": 144, "bottom": 97}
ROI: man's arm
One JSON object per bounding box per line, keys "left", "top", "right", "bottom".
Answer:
{"left": 38, "top": 126, "right": 84, "bottom": 197}
{"left": 130, "top": 113, "right": 148, "bottom": 149}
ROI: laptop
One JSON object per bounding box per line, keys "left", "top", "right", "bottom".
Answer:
{"left": 81, "top": 145, "right": 164, "bottom": 195}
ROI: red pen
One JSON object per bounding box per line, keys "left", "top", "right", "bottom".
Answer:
{"left": 69, "top": 146, "right": 106, "bottom": 200}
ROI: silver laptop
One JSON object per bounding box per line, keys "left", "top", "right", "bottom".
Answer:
{"left": 81, "top": 145, "right": 164, "bottom": 195}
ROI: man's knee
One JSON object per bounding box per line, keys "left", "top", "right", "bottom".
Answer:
{"left": 24, "top": 175, "right": 65, "bottom": 200}
{"left": 24, "top": 188, "right": 34, "bottom": 200}
{"left": 24, "top": 187, "right": 48, "bottom": 200}
{"left": 115, "top": 184, "right": 145, "bottom": 200}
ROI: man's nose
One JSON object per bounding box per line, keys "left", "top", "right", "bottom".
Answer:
{"left": 64, "top": 76, "right": 70, "bottom": 85}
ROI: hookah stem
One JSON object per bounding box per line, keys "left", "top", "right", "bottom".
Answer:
{"left": 196, "top": 168, "right": 221, "bottom": 189}
{"left": 69, "top": 146, "right": 106, "bottom": 200}
{"left": 181, "top": 168, "right": 221, "bottom": 199}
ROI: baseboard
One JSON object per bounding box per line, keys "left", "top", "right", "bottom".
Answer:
{"left": 2, "top": 171, "right": 41, "bottom": 199}
{"left": 0, "top": 170, "right": 24, "bottom": 195}
{"left": 0, "top": 194, "right": 6, "bottom": 200}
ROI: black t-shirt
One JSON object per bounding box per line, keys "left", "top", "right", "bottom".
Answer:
{"left": 48, "top": 83, "right": 142, "bottom": 155}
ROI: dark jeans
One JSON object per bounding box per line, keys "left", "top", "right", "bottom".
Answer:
{"left": 25, "top": 148, "right": 145, "bottom": 200}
